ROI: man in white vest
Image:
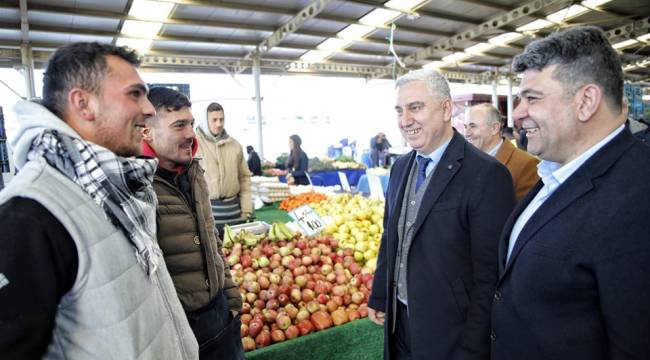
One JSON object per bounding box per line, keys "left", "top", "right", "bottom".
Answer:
{"left": 0, "top": 42, "right": 198, "bottom": 359}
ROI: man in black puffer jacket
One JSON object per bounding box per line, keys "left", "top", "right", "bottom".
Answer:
{"left": 142, "top": 87, "right": 243, "bottom": 360}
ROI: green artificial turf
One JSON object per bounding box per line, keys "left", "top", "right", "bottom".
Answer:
{"left": 245, "top": 318, "right": 384, "bottom": 360}
{"left": 254, "top": 202, "right": 293, "bottom": 224}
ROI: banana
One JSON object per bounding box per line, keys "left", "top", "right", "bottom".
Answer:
{"left": 278, "top": 222, "right": 295, "bottom": 239}
{"left": 269, "top": 223, "right": 279, "bottom": 241}
{"left": 222, "top": 225, "right": 233, "bottom": 248}
{"left": 243, "top": 232, "right": 259, "bottom": 247}
{"left": 275, "top": 223, "right": 287, "bottom": 241}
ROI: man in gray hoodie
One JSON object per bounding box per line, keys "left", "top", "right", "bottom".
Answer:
{"left": 0, "top": 42, "right": 198, "bottom": 359}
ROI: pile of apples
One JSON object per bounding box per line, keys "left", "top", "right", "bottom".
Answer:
{"left": 225, "top": 235, "right": 373, "bottom": 351}
{"left": 311, "top": 193, "right": 384, "bottom": 272}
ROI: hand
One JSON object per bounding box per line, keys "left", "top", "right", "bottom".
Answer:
{"left": 368, "top": 307, "right": 385, "bottom": 326}
{"left": 231, "top": 309, "right": 239, "bottom": 318}
{"left": 286, "top": 174, "right": 295, "bottom": 185}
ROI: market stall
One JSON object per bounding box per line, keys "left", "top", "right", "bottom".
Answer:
{"left": 227, "top": 192, "right": 385, "bottom": 357}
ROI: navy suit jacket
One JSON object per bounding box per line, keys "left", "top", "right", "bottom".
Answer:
{"left": 491, "top": 128, "right": 650, "bottom": 360}
{"left": 369, "top": 131, "right": 515, "bottom": 360}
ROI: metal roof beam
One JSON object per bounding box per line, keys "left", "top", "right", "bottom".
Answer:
{"left": 0, "top": 4, "right": 429, "bottom": 50}
{"left": 0, "top": 22, "right": 408, "bottom": 58}
{"left": 344, "top": 0, "right": 482, "bottom": 25}
{"left": 154, "top": 1, "right": 453, "bottom": 37}
{"left": 404, "top": 0, "right": 569, "bottom": 64}
{"left": 248, "top": 0, "right": 332, "bottom": 57}
{"left": 475, "top": 17, "right": 650, "bottom": 80}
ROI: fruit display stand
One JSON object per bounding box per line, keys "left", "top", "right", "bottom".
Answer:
{"left": 225, "top": 193, "right": 386, "bottom": 358}
{"left": 245, "top": 318, "right": 383, "bottom": 360}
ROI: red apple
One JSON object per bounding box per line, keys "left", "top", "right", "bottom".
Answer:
{"left": 270, "top": 329, "right": 285, "bottom": 343}
{"left": 275, "top": 313, "right": 291, "bottom": 330}
{"left": 297, "top": 319, "right": 313, "bottom": 335}
{"left": 249, "top": 319, "right": 263, "bottom": 338}
{"left": 331, "top": 308, "right": 349, "bottom": 326}
{"left": 242, "top": 336, "right": 256, "bottom": 351}
{"left": 285, "top": 325, "right": 300, "bottom": 340}
{"left": 255, "top": 330, "right": 271, "bottom": 347}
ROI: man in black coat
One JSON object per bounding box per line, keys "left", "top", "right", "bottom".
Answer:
{"left": 368, "top": 68, "right": 516, "bottom": 360}
{"left": 246, "top": 145, "right": 262, "bottom": 176}
{"left": 491, "top": 26, "right": 650, "bottom": 360}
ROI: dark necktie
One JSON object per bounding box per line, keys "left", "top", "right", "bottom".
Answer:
{"left": 415, "top": 155, "right": 431, "bottom": 192}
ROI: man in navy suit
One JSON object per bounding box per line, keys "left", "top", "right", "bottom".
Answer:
{"left": 491, "top": 26, "right": 650, "bottom": 360}
{"left": 368, "top": 68, "right": 516, "bottom": 359}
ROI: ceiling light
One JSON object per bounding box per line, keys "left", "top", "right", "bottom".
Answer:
{"left": 422, "top": 61, "right": 447, "bottom": 69}
{"left": 516, "top": 19, "right": 554, "bottom": 32}
{"left": 637, "top": 33, "right": 650, "bottom": 42}
{"left": 442, "top": 52, "right": 471, "bottom": 63}
{"left": 116, "top": 37, "right": 152, "bottom": 54}
{"left": 337, "top": 24, "right": 375, "bottom": 40}
{"left": 384, "top": 0, "right": 426, "bottom": 12}
{"left": 121, "top": 20, "right": 163, "bottom": 38}
{"left": 612, "top": 39, "right": 639, "bottom": 50}
{"left": 546, "top": 5, "right": 589, "bottom": 23}
{"left": 128, "top": 0, "right": 174, "bottom": 22}
{"left": 488, "top": 32, "right": 524, "bottom": 46}
{"left": 464, "top": 42, "right": 496, "bottom": 55}
{"left": 300, "top": 50, "right": 331, "bottom": 63}
{"left": 581, "top": 0, "right": 613, "bottom": 8}
{"left": 359, "top": 8, "right": 401, "bottom": 27}
{"left": 317, "top": 38, "right": 352, "bottom": 52}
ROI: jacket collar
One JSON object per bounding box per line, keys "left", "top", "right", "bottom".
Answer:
{"left": 495, "top": 137, "right": 515, "bottom": 164}
{"left": 498, "top": 128, "right": 637, "bottom": 279}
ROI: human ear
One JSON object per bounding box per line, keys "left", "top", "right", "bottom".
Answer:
{"left": 441, "top": 99, "right": 453, "bottom": 122}
{"left": 68, "top": 88, "right": 95, "bottom": 121}
{"left": 576, "top": 84, "right": 601, "bottom": 123}
{"left": 142, "top": 125, "right": 153, "bottom": 142}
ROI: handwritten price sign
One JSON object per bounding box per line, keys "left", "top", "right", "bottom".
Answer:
{"left": 288, "top": 205, "right": 326, "bottom": 236}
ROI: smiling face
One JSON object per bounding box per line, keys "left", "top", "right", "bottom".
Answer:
{"left": 514, "top": 65, "right": 579, "bottom": 165}
{"left": 395, "top": 80, "right": 453, "bottom": 154}
{"left": 464, "top": 106, "right": 501, "bottom": 152}
{"left": 144, "top": 106, "right": 195, "bottom": 171}
{"left": 89, "top": 55, "right": 155, "bottom": 156}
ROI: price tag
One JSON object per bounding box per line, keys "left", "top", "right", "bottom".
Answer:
{"left": 338, "top": 171, "right": 351, "bottom": 192}
{"left": 368, "top": 174, "right": 385, "bottom": 200}
{"left": 288, "top": 205, "right": 326, "bottom": 236}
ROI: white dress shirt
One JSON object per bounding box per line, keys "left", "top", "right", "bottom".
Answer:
{"left": 506, "top": 124, "right": 625, "bottom": 263}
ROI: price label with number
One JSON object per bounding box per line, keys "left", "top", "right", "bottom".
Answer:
{"left": 288, "top": 205, "right": 326, "bottom": 236}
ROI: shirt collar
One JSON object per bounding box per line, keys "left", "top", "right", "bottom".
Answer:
{"left": 487, "top": 138, "right": 504, "bottom": 157}
{"left": 538, "top": 124, "right": 625, "bottom": 188}
{"left": 417, "top": 137, "right": 452, "bottom": 165}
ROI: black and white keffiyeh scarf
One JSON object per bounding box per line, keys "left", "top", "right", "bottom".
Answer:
{"left": 27, "top": 129, "right": 162, "bottom": 277}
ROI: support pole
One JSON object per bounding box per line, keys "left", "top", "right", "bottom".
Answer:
{"left": 253, "top": 55, "right": 264, "bottom": 160}
{"left": 491, "top": 75, "right": 499, "bottom": 110}
{"left": 20, "top": 43, "right": 36, "bottom": 99}
{"left": 507, "top": 75, "right": 514, "bottom": 128}
{"left": 19, "top": 0, "right": 35, "bottom": 99}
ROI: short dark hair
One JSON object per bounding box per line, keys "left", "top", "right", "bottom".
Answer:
{"left": 207, "top": 102, "right": 224, "bottom": 114}
{"left": 512, "top": 26, "right": 623, "bottom": 112}
{"left": 246, "top": 145, "right": 254, "bottom": 153}
{"left": 148, "top": 86, "right": 192, "bottom": 113}
{"left": 42, "top": 42, "right": 141, "bottom": 118}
